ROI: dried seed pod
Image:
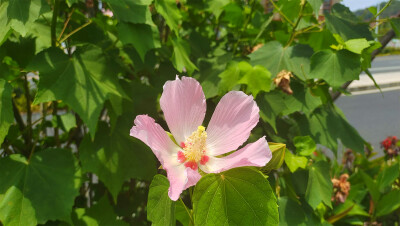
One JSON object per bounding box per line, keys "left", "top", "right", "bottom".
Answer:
{"left": 274, "top": 70, "right": 293, "bottom": 95}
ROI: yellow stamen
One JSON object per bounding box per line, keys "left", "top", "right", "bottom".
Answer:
{"left": 183, "top": 126, "right": 207, "bottom": 162}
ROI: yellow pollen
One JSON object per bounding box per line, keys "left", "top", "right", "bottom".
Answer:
{"left": 183, "top": 126, "right": 207, "bottom": 162}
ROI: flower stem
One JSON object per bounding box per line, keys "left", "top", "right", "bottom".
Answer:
{"left": 179, "top": 197, "right": 194, "bottom": 225}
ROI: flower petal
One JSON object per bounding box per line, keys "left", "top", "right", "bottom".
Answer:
{"left": 206, "top": 91, "right": 259, "bottom": 156}
{"left": 130, "top": 115, "right": 178, "bottom": 163}
{"left": 184, "top": 168, "right": 202, "bottom": 190}
{"left": 200, "top": 137, "right": 272, "bottom": 173}
{"left": 165, "top": 164, "right": 187, "bottom": 201}
{"left": 160, "top": 76, "right": 206, "bottom": 144}
{"left": 130, "top": 115, "right": 201, "bottom": 200}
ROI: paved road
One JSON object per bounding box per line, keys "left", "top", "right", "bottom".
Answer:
{"left": 336, "top": 55, "right": 400, "bottom": 155}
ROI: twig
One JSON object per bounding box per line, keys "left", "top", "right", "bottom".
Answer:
{"left": 179, "top": 198, "right": 194, "bottom": 225}
{"left": 23, "top": 74, "right": 32, "bottom": 150}
{"left": 370, "top": 0, "right": 393, "bottom": 22}
{"left": 58, "top": 9, "right": 75, "bottom": 41}
{"left": 286, "top": 0, "right": 306, "bottom": 47}
{"left": 51, "top": 0, "right": 61, "bottom": 47}
{"left": 58, "top": 20, "right": 92, "bottom": 44}
{"left": 269, "top": 0, "right": 295, "bottom": 27}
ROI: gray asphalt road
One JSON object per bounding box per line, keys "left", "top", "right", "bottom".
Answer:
{"left": 367, "top": 54, "right": 400, "bottom": 74}
{"left": 336, "top": 55, "right": 400, "bottom": 155}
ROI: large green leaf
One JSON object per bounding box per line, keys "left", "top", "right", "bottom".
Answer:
{"left": 324, "top": 14, "right": 372, "bottom": 41}
{"left": 147, "top": 175, "right": 176, "bottom": 226}
{"left": 104, "top": 0, "right": 153, "bottom": 25}
{"left": 257, "top": 90, "right": 287, "bottom": 132}
{"left": 305, "top": 161, "right": 333, "bottom": 209}
{"left": 0, "top": 149, "right": 81, "bottom": 225}
{"left": 297, "top": 106, "right": 366, "bottom": 154}
{"left": 154, "top": 0, "right": 182, "bottom": 33}
{"left": 72, "top": 196, "right": 128, "bottom": 226}
{"left": 29, "top": 46, "right": 125, "bottom": 136}
{"left": 0, "top": 3, "right": 12, "bottom": 45}
{"left": 391, "top": 18, "right": 400, "bottom": 38}
{"left": 279, "top": 197, "right": 307, "bottom": 226}
{"left": 3, "top": 0, "right": 47, "bottom": 36}
{"left": 193, "top": 167, "right": 279, "bottom": 225}
{"left": 309, "top": 49, "right": 360, "bottom": 89}
{"left": 118, "top": 22, "right": 161, "bottom": 61}
{"left": 375, "top": 190, "right": 400, "bottom": 217}
{"left": 0, "top": 79, "right": 13, "bottom": 145}
{"left": 170, "top": 36, "right": 198, "bottom": 74}
{"left": 281, "top": 81, "right": 322, "bottom": 115}
{"left": 377, "top": 162, "right": 400, "bottom": 192}
{"left": 249, "top": 41, "right": 313, "bottom": 80}
{"left": 79, "top": 120, "right": 157, "bottom": 200}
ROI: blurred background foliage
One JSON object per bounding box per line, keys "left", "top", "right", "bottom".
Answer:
{"left": 0, "top": 0, "right": 400, "bottom": 225}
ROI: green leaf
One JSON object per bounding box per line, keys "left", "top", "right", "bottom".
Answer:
{"left": 284, "top": 151, "right": 308, "bottom": 173}
{"left": 193, "top": 167, "right": 279, "bottom": 225}
{"left": 307, "top": 0, "right": 323, "bottom": 18}
{"left": 60, "top": 113, "right": 76, "bottom": 132}
{"left": 170, "top": 36, "right": 198, "bottom": 74}
{"left": 375, "top": 190, "right": 400, "bottom": 217}
{"left": 344, "top": 38, "right": 370, "bottom": 54}
{"left": 249, "top": 41, "right": 313, "bottom": 80}
{"left": 5, "top": 0, "right": 47, "bottom": 36}
{"left": 281, "top": 81, "right": 322, "bottom": 115}
{"left": 309, "top": 49, "right": 361, "bottom": 89}
{"left": 79, "top": 120, "right": 157, "bottom": 200}
{"left": 72, "top": 196, "right": 128, "bottom": 226}
{"left": 0, "top": 79, "right": 13, "bottom": 145}
{"left": 147, "top": 175, "right": 176, "bottom": 226}
{"left": 118, "top": 22, "right": 161, "bottom": 61}
{"left": 377, "top": 162, "right": 399, "bottom": 192}
{"left": 390, "top": 18, "right": 400, "bottom": 38}
{"left": 305, "top": 161, "right": 333, "bottom": 209}
{"left": 218, "top": 61, "right": 251, "bottom": 94}
{"left": 105, "top": 0, "right": 154, "bottom": 25}
{"left": 175, "top": 201, "right": 190, "bottom": 226}
{"left": 154, "top": 0, "right": 182, "bottom": 33}
{"left": 297, "top": 106, "right": 366, "bottom": 154}
{"left": 256, "top": 90, "right": 287, "bottom": 132}
{"left": 294, "top": 136, "right": 316, "bottom": 156}
{"left": 0, "top": 149, "right": 81, "bottom": 225}
{"left": 238, "top": 65, "right": 272, "bottom": 96}
{"left": 0, "top": 3, "right": 12, "bottom": 44}
{"left": 263, "top": 142, "right": 286, "bottom": 172}
{"left": 359, "top": 170, "right": 380, "bottom": 203}
{"left": 324, "top": 13, "right": 373, "bottom": 41}
{"left": 368, "top": 6, "right": 377, "bottom": 16}
{"left": 206, "top": 0, "right": 230, "bottom": 18}
{"left": 29, "top": 46, "right": 125, "bottom": 136}
{"left": 279, "top": 197, "right": 307, "bottom": 226}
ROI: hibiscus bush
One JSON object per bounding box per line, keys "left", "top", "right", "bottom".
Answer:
{"left": 1, "top": 0, "right": 400, "bottom": 225}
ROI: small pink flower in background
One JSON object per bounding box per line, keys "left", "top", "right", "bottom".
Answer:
{"left": 101, "top": 8, "right": 113, "bottom": 17}
{"left": 130, "top": 76, "right": 272, "bottom": 200}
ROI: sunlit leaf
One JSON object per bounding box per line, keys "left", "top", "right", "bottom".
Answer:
{"left": 28, "top": 46, "right": 125, "bottom": 136}
{"left": 147, "top": 175, "right": 176, "bottom": 226}
{"left": 0, "top": 79, "right": 13, "bottom": 145}
{"left": 193, "top": 167, "right": 279, "bottom": 225}
{"left": 0, "top": 149, "right": 81, "bottom": 225}
{"left": 305, "top": 161, "right": 333, "bottom": 209}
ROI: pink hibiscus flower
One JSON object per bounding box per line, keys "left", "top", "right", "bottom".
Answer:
{"left": 130, "top": 76, "right": 272, "bottom": 200}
